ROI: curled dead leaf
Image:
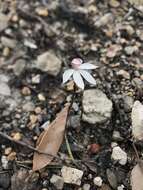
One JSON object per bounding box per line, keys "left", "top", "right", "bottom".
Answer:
{"left": 32, "top": 104, "right": 69, "bottom": 171}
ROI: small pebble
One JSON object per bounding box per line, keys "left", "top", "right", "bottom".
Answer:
{"left": 22, "top": 87, "right": 31, "bottom": 96}
{"left": 4, "top": 147, "right": 12, "bottom": 155}
{"left": 35, "top": 107, "right": 42, "bottom": 114}
{"left": 11, "top": 14, "right": 19, "bottom": 22}
{"left": 35, "top": 7, "right": 48, "bottom": 16}
{"left": 61, "top": 166, "right": 83, "bottom": 185}
{"left": 83, "top": 184, "right": 90, "bottom": 190}
{"left": 117, "top": 185, "right": 124, "bottom": 190}
{"left": 32, "top": 74, "right": 40, "bottom": 84}
{"left": 109, "top": 0, "right": 120, "bottom": 7}
{"left": 38, "top": 93, "right": 46, "bottom": 101}
{"left": 22, "top": 102, "right": 35, "bottom": 112}
{"left": 50, "top": 174, "right": 64, "bottom": 190}
{"left": 1, "top": 156, "right": 8, "bottom": 169}
{"left": 7, "top": 151, "right": 16, "bottom": 161}
{"left": 3, "top": 47, "right": 10, "bottom": 57}
{"left": 117, "top": 70, "right": 130, "bottom": 79}
{"left": 111, "top": 146, "right": 127, "bottom": 165}
{"left": 93, "top": 176, "right": 103, "bottom": 187}
{"left": 12, "top": 132, "right": 22, "bottom": 141}
{"left": 30, "top": 114, "right": 38, "bottom": 124}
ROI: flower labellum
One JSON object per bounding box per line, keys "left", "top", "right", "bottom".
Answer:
{"left": 63, "top": 58, "right": 98, "bottom": 90}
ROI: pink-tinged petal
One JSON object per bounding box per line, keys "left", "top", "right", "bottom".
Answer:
{"left": 63, "top": 69, "right": 74, "bottom": 83}
{"left": 79, "top": 70, "right": 96, "bottom": 85}
{"left": 71, "top": 58, "right": 83, "bottom": 65}
{"left": 73, "top": 71, "right": 84, "bottom": 90}
{"left": 79, "top": 63, "right": 98, "bottom": 70}
{"left": 71, "top": 58, "right": 83, "bottom": 69}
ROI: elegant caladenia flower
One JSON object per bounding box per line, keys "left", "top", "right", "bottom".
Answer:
{"left": 63, "top": 58, "right": 98, "bottom": 90}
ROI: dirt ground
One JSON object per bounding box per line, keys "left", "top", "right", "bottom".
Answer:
{"left": 0, "top": 0, "right": 143, "bottom": 189}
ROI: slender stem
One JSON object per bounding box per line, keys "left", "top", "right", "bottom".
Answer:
{"left": 65, "top": 134, "right": 74, "bottom": 161}
{"left": 64, "top": 83, "right": 76, "bottom": 162}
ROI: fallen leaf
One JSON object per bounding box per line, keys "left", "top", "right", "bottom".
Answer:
{"left": 33, "top": 104, "right": 69, "bottom": 171}
{"left": 131, "top": 161, "right": 143, "bottom": 190}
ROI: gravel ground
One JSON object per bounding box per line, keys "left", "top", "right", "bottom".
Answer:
{"left": 0, "top": 0, "right": 143, "bottom": 189}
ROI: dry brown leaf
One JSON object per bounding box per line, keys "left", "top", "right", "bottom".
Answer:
{"left": 32, "top": 104, "right": 69, "bottom": 171}
{"left": 131, "top": 161, "right": 143, "bottom": 190}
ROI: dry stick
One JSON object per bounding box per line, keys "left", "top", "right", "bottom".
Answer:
{"left": 132, "top": 139, "right": 140, "bottom": 162}
{"left": 0, "top": 131, "right": 88, "bottom": 163}
{"left": 0, "top": 131, "right": 62, "bottom": 161}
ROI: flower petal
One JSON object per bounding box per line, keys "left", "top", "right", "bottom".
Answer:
{"left": 79, "top": 70, "right": 96, "bottom": 85}
{"left": 63, "top": 69, "right": 74, "bottom": 83}
{"left": 79, "top": 63, "right": 98, "bottom": 70}
{"left": 73, "top": 71, "right": 84, "bottom": 90}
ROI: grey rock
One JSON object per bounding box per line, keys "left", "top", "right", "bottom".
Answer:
{"left": 0, "top": 82, "right": 11, "bottom": 96}
{"left": 13, "top": 59, "right": 26, "bottom": 76}
{"left": 32, "top": 74, "right": 40, "bottom": 84}
{"left": 0, "top": 13, "right": 9, "bottom": 32}
{"left": 22, "top": 101, "right": 35, "bottom": 112}
{"left": 111, "top": 146, "right": 127, "bottom": 165}
{"left": 131, "top": 101, "right": 143, "bottom": 140}
{"left": 117, "top": 185, "right": 125, "bottom": 190}
{"left": 0, "top": 173, "right": 10, "bottom": 189}
{"left": 36, "top": 51, "right": 61, "bottom": 76}
{"left": 5, "top": 98, "right": 18, "bottom": 111}
{"left": 106, "top": 169, "right": 118, "bottom": 189}
{"left": 0, "top": 74, "right": 9, "bottom": 82}
{"left": 61, "top": 166, "right": 83, "bottom": 185}
{"left": 125, "top": 46, "right": 138, "bottom": 55}
{"left": 1, "top": 36, "right": 17, "bottom": 49}
{"left": 82, "top": 89, "right": 113, "bottom": 124}
{"left": 69, "top": 115, "right": 80, "bottom": 128}
{"left": 93, "top": 176, "right": 103, "bottom": 187}
{"left": 50, "top": 175, "right": 64, "bottom": 190}
{"left": 123, "top": 95, "right": 134, "bottom": 112}
{"left": 72, "top": 102, "right": 79, "bottom": 112}
{"left": 83, "top": 184, "right": 90, "bottom": 190}
{"left": 112, "top": 131, "right": 123, "bottom": 142}
{"left": 132, "top": 77, "right": 143, "bottom": 89}
{"left": 1, "top": 156, "right": 8, "bottom": 169}
{"left": 94, "top": 13, "right": 114, "bottom": 27}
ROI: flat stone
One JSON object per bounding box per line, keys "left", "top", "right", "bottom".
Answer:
{"left": 124, "top": 46, "right": 138, "bottom": 55}
{"left": 95, "top": 13, "right": 114, "bottom": 27}
{"left": 36, "top": 51, "right": 61, "bottom": 76}
{"left": 61, "top": 166, "right": 83, "bottom": 185}
{"left": 111, "top": 146, "right": 127, "bottom": 165}
{"left": 1, "top": 36, "right": 17, "bottom": 49}
{"left": 82, "top": 89, "right": 113, "bottom": 124}
{"left": 22, "top": 102, "right": 35, "bottom": 112}
{"left": 50, "top": 174, "right": 64, "bottom": 190}
{"left": 123, "top": 95, "right": 134, "bottom": 112}
{"left": 0, "top": 13, "right": 9, "bottom": 32}
{"left": 0, "top": 173, "right": 10, "bottom": 188}
{"left": 13, "top": 59, "right": 26, "bottom": 76}
{"left": 0, "top": 82, "right": 11, "bottom": 96}
{"left": 109, "top": 0, "right": 120, "bottom": 7}
{"left": 106, "top": 169, "right": 118, "bottom": 189}
{"left": 131, "top": 101, "right": 143, "bottom": 140}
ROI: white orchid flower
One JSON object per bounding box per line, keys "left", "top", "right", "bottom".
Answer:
{"left": 63, "top": 58, "right": 98, "bottom": 90}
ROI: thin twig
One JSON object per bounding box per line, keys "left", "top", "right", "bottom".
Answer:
{"left": 132, "top": 140, "right": 140, "bottom": 162}
{"left": 0, "top": 132, "right": 62, "bottom": 161}
{"left": 65, "top": 134, "right": 75, "bottom": 161}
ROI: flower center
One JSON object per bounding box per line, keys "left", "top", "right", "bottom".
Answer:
{"left": 71, "top": 58, "right": 83, "bottom": 69}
